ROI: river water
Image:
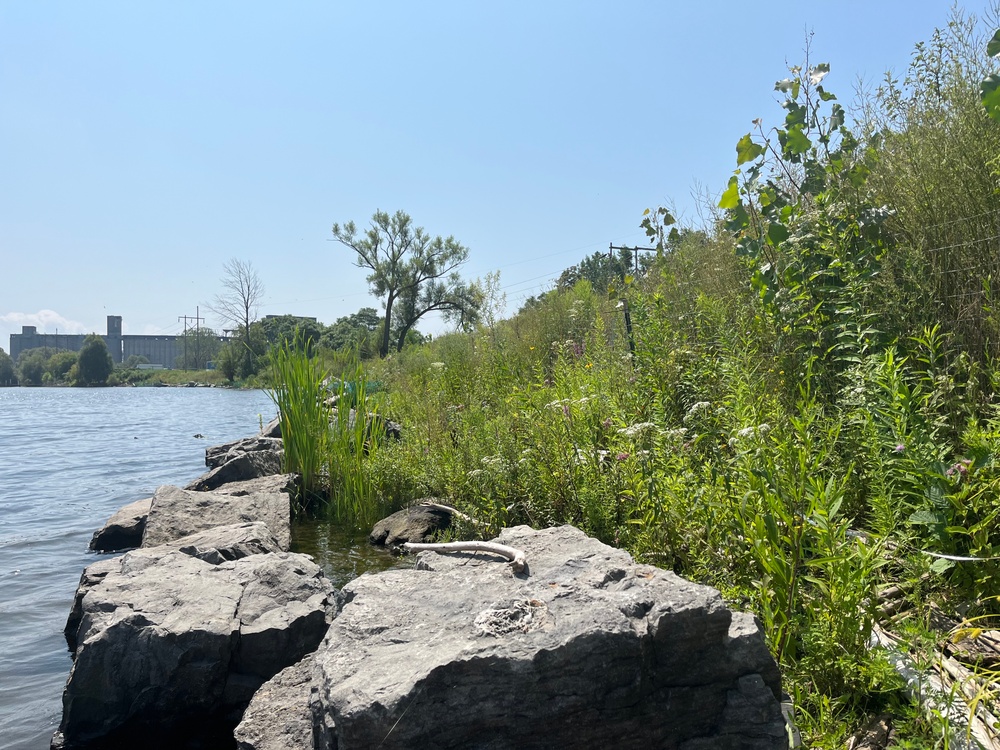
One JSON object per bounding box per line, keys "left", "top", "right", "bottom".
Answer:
{"left": 0, "top": 386, "right": 365, "bottom": 750}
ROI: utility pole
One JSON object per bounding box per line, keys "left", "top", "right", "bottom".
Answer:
{"left": 608, "top": 244, "right": 656, "bottom": 358}
{"left": 178, "top": 310, "right": 205, "bottom": 369}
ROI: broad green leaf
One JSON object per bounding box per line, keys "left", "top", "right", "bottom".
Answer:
{"left": 736, "top": 133, "right": 764, "bottom": 166}
{"left": 930, "top": 557, "right": 955, "bottom": 574}
{"left": 727, "top": 203, "right": 750, "bottom": 232}
{"left": 718, "top": 175, "right": 740, "bottom": 210}
{"left": 809, "top": 63, "right": 830, "bottom": 84}
{"left": 982, "top": 75, "right": 1000, "bottom": 122}
{"left": 988, "top": 29, "right": 1000, "bottom": 58}
{"left": 767, "top": 223, "right": 790, "bottom": 246}
{"left": 783, "top": 101, "right": 806, "bottom": 128}
{"left": 816, "top": 86, "right": 837, "bottom": 102}
{"left": 909, "top": 509, "right": 944, "bottom": 526}
{"left": 829, "top": 103, "right": 845, "bottom": 130}
{"left": 783, "top": 126, "right": 811, "bottom": 155}
{"left": 775, "top": 78, "right": 800, "bottom": 99}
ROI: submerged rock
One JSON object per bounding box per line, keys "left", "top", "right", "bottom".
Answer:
{"left": 303, "top": 524, "right": 786, "bottom": 749}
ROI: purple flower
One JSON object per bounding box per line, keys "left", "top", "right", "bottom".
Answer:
{"left": 893, "top": 444, "right": 905, "bottom": 454}
{"left": 616, "top": 452, "right": 630, "bottom": 461}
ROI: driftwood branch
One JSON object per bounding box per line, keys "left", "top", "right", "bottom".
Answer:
{"left": 403, "top": 541, "right": 527, "bottom": 573}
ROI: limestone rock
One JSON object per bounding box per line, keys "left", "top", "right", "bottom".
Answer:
{"left": 205, "top": 435, "right": 283, "bottom": 470}
{"left": 88, "top": 497, "right": 152, "bottom": 552}
{"left": 66, "top": 522, "right": 284, "bottom": 655}
{"left": 369, "top": 502, "right": 454, "bottom": 546}
{"left": 142, "top": 484, "right": 290, "bottom": 551}
{"left": 311, "top": 525, "right": 786, "bottom": 750}
{"left": 234, "top": 656, "right": 316, "bottom": 750}
{"left": 190, "top": 442, "right": 285, "bottom": 492}
{"left": 57, "top": 542, "right": 338, "bottom": 749}
{"left": 260, "top": 415, "right": 282, "bottom": 439}
{"left": 210, "top": 473, "right": 299, "bottom": 499}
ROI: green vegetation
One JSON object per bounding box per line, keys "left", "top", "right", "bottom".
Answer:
{"left": 76, "top": 334, "right": 114, "bottom": 386}
{"left": 267, "top": 9, "right": 1000, "bottom": 746}
{"left": 0, "top": 347, "right": 16, "bottom": 386}
{"left": 331, "top": 210, "right": 482, "bottom": 357}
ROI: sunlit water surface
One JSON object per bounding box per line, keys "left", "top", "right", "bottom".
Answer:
{"left": 0, "top": 387, "right": 277, "bottom": 750}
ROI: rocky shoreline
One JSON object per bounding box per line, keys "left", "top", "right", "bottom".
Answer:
{"left": 52, "top": 420, "right": 791, "bottom": 749}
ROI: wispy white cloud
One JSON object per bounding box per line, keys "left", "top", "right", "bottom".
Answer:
{"left": 0, "top": 310, "right": 89, "bottom": 335}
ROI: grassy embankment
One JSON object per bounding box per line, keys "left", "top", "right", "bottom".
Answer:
{"left": 274, "top": 11, "right": 1000, "bottom": 747}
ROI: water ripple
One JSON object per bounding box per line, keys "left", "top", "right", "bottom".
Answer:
{"left": 0, "top": 387, "right": 275, "bottom": 749}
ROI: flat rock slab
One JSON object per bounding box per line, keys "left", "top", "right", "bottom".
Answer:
{"left": 211, "top": 473, "right": 298, "bottom": 498}
{"left": 58, "top": 539, "right": 338, "bottom": 749}
{"left": 312, "top": 525, "right": 786, "bottom": 750}
{"left": 142, "top": 484, "right": 290, "bottom": 551}
{"left": 89, "top": 497, "right": 152, "bottom": 552}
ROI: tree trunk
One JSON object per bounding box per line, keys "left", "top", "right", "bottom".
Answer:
{"left": 379, "top": 293, "right": 395, "bottom": 358}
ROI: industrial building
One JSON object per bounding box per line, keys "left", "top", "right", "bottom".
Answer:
{"left": 9, "top": 316, "right": 225, "bottom": 368}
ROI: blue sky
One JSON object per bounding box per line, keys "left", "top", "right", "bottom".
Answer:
{"left": 2, "top": 1, "right": 996, "bottom": 351}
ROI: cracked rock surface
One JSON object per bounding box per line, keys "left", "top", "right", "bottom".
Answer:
{"left": 57, "top": 524, "right": 338, "bottom": 749}
{"left": 309, "top": 524, "right": 786, "bottom": 750}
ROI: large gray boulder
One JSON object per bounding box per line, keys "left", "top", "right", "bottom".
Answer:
{"left": 88, "top": 496, "right": 152, "bottom": 552}
{"left": 142, "top": 484, "right": 291, "bottom": 550}
{"left": 310, "top": 525, "right": 786, "bottom": 750}
{"left": 56, "top": 527, "right": 339, "bottom": 749}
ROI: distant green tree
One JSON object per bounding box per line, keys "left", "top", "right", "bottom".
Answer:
{"left": 16, "top": 349, "right": 48, "bottom": 386}
{"left": 215, "top": 344, "right": 238, "bottom": 381}
{"left": 174, "top": 327, "right": 224, "bottom": 369}
{"left": 76, "top": 334, "right": 114, "bottom": 386}
{"left": 47, "top": 351, "right": 78, "bottom": 381}
{"left": 216, "top": 325, "right": 267, "bottom": 380}
{"left": 0, "top": 348, "right": 16, "bottom": 386}
{"left": 259, "top": 316, "right": 323, "bottom": 352}
{"left": 331, "top": 210, "right": 481, "bottom": 356}
{"left": 320, "top": 307, "right": 381, "bottom": 356}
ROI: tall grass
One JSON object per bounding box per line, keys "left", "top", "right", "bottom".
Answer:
{"left": 326, "top": 360, "right": 390, "bottom": 529}
{"left": 268, "top": 339, "right": 330, "bottom": 510}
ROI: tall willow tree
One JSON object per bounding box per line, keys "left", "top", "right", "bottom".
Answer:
{"left": 331, "top": 210, "right": 481, "bottom": 357}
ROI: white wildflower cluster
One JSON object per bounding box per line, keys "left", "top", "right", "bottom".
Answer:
{"left": 662, "top": 427, "right": 688, "bottom": 448}
{"left": 727, "top": 423, "right": 772, "bottom": 450}
{"left": 682, "top": 401, "right": 712, "bottom": 426}
{"left": 574, "top": 448, "right": 610, "bottom": 465}
{"left": 429, "top": 362, "right": 445, "bottom": 370}
{"left": 618, "top": 422, "right": 659, "bottom": 439}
